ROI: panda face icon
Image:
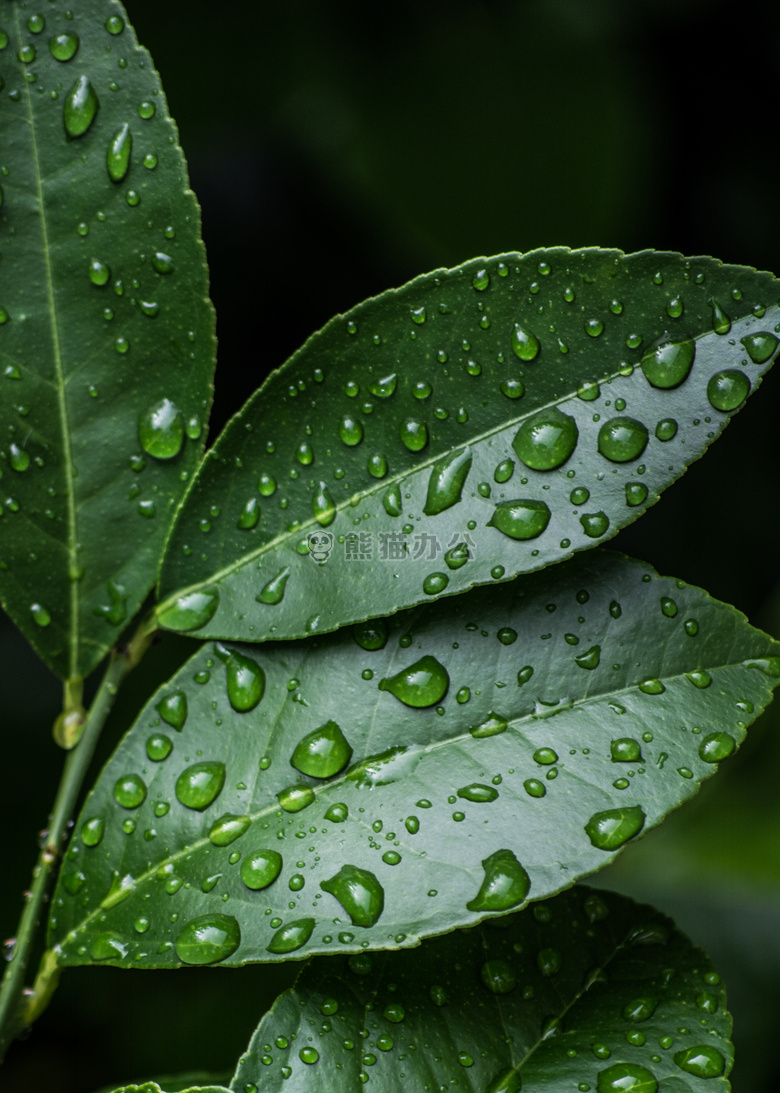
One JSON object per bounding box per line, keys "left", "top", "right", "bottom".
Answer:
{"left": 307, "top": 531, "right": 334, "bottom": 563}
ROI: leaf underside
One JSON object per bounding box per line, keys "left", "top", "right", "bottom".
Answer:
{"left": 157, "top": 247, "right": 778, "bottom": 646}
{"left": 228, "top": 887, "right": 733, "bottom": 1093}
{"left": 51, "top": 551, "right": 779, "bottom": 968}
{"left": 0, "top": 0, "right": 215, "bottom": 679}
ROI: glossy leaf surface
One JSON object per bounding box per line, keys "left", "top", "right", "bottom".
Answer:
{"left": 229, "top": 887, "right": 732, "bottom": 1092}
{"left": 157, "top": 248, "right": 778, "bottom": 644}
{"left": 0, "top": 0, "right": 215, "bottom": 678}
{"left": 51, "top": 551, "right": 780, "bottom": 967}
{"left": 107, "top": 1084, "right": 229, "bottom": 1093}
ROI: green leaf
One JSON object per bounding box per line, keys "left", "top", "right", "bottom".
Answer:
{"left": 50, "top": 551, "right": 780, "bottom": 967}
{"left": 228, "top": 886, "right": 731, "bottom": 1092}
{"left": 156, "top": 248, "right": 777, "bottom": 644}
{"left": 0, "top": 0, "right": 215, "bottom": 679}
{"left": 104, "top": 1084, "right": 230, "bottom": 1093}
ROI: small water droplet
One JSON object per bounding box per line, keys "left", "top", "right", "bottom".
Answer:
{"left": 611, "top": 738, "right": 642, "bottom": 762}
{"left": 639, "top": 678, "right": 665, "bottom": 694}
{"left": 699, "top": 732, "right": 736, "bottom": 762}
{"left": 139, "top": 398, "right": 184, "bottom": 459}
{"left": 513, "top": 408, "right": 578, "bottom": 470}
{"left": 378, "top": 655, "right": 449, "bottom": 707}
{"left": 106, "top": 14, "right": 125, "bottom": 34}
{"left": 113, "top": 773, "right": 147, "bottom": 809}
{"left": 80, "top": 816, "right": 105, "bottom": 847}
{"left": 625, "top": 482, "right": 648, "bottom": 507}
{"left": 146, "top": 733, "right": 173, "bottom": 761}
{"left": 312, "top": 481, "right": 336, "bottom": 526}
{"left": 488, "top": 498, "right": 551, "bottom": 540}
{"left": 240, "top": 849, "right": 283, "bottom": 890}
{"left": 741, "top": 332, "right": 779, "bottom": 364}
{"left": 400, "top": 419, "right": 428, "bottom": 452}
{"left": 707, "top": 369, "right": 750, "bottom": 411}
{"left": 585, "top": 806, "right": 645, "bottom": 850}
{"left": 209, "top": 813, "right": 251, "bottom": 846}
{"left": 423, "top": 447, "right": 472, "bottom": 515}
{"left": 367, "top": 452, "right": 388, "bottom": 478}
{"left": 473, "top": 268, "right": 490, "bottom": 291}
{"left": 257, "top": 567, "right": 290, "bottom": 605}
{"left": 368, "top": 373, "right": 397, "bottom": 397}
{"left": 152, "top": 251, "right": 174, "bottom": 274}
{"left": 175, "top": 914, "right": 240, "bottom": 965}
{"left": 584, "top": 318, "right": 604, "bottom": 338}
{"left": 175, "top": 761, "right": 226, "bottom": 811}
{"left": 458, "top": 782, "right": 499, "bottom": 803}
{"left": 291, "top": 721, "right": 353, "bottom": 778}
{"left": 575, "top": 645, "right": 601, "bottom": 670}
{"left": 580, "top": 512, "right": 610, "bottom": 538}
{"left": 466, "top": 848, "right": 530, "bottom": 912}
{"left": 596, "top": 1063, "right": 658, "bottom": 1092}
{"left": 158, "top": 588, "right": 220, "bottom": 631}
{"left": 222, "top": 648, "right": 265, "bottom": 712}
{"left": 49, "top": 32, "right": 79, "bottom": 61}
{"left": 266, "top": 917, "right": 315, "bottom": 954}
{"left": 106, "top": 123, "right": 132, "bottom": 182}
{"left": 277, "top": 785, "right": 315, "bottom": 812}
{"left": 709, "top": 298, "right": 731, "bottom": 335}
{"left": 511, "top": 322, "right": 540, "bottom": 361}
{"left": 320, "top": 864, "right": 385, "bottom": 927}
{"left": 64, "top": 75, "right": 99, "bottom": 138}
{"left": 339, "top": 413, "right": 363, "bottom": 447}
{"left": 673, "top": 1045, "right": 725, "bottom": 1079}
{"left": 598, "top": 417, "right": 649, "bottom": 462}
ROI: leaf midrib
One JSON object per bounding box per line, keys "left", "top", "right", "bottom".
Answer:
{"left": 18, "top": 8, "right": 80, "bottom": 679}
{"left": 54, "top": 656, "right": 753, "bottom": 954}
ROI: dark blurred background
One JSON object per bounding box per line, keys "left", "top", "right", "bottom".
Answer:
{"left": 3, "top": 0, "right": 780, "bottom": 1089}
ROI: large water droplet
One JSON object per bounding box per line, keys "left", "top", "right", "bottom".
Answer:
{"left": 640, "top": 337, "right": 695, "bottom": 388}
{"left": 623, "top": 996, "right": 658, "bottom": 1022}
{"left": 400, "top": 419, "right": 428, "bottom": 452}
{"left": 511, "top": 322, "right": 540, "bottom": 361}
{"left": 368, "top": 373, "right": 397, "bottom": 398}
{"left": 597, "top": 417, "right": 649, "bottom": 463}
{"left": 378, "top": 655, "right": 449, "bottom": 707}
{"left": 139, "top": 398, "right": 184, "bottom": 459}
{"left": 423, "top": 447, "right": 472, "bottom": 515}
{"left": 175, "top": 914, "right": 240, "bottom": 965}
{"left": 611, "top": 738, "right": 642, "bottom": 762}
{"left": 313, "top": 481, "right": 336, "bottom": 526}
{"left": 444, "top": 541, "right": 470, "bottom": 569}
{"left": 158, "top": 588, "right": 219, "bottom": 631}
{"left": 64, "top": 75, "right": 99, "bottom": 137}
{"left": 113, "top": 773, "right": 146, "bottom": 809}
{"left": 277, "top": 785, "right": 315, "bottom": 812}
{"left": 81, "top": 816, "right": 105, "bottom": 847}
{"left": 49, "top": 32, "right": 79, "bottom": 61}
{"left": 575, "top": 645, "right": 601, "bottom": 670}
{"left": 673, "top": 1045, "right": 725, "bottom": 1079}
{"left": 339, "top": 413, "right": 363, "bottom": 446}
{"left": 383, "top": 482, "right": 403, "bottom": 517}
{"left": 585, "top": 806, "right": 645, "bottom": 850}
{"left": 241, "top": 849, "right": 283, "bottom": 890}
{"left": 467, "top": 849, "right": 530, "bottom": 912}
{"left": 320, "top": 864, "right": 385, "bottom": 927}
{"left": 256, "top": 567, "right": 290, "bottom": 605}
{"left": 291, "top": 721, "right": 353, "bottom": 778}
{"left": 352, "top": 619, "right": 388, "bottom": 650}
{"left": 488, "top": 499, "right": 551, "bottom": 540}
{"left": 698, "top": 732, "right": 736, "bottom": 762}
{"left": 175, "top": 761, "right": 226, "bottom": 811}
{"left": 267, "top": 918, "right": 315, "bottom": 954}
{"left": 513, "top": 408, "right": 578, "bottom": 470}
{"left": 741, "top": 332, "right": 779, "bottom": 364}
{"left": 596, "top": 1062, "right": 658, "bottom": 1092}
{"left": 457, "top": 783, "right": 499, "bottom": 802}
{"left": 106, "top": 123, "right": 132, "bottom": 182}
{"left": 225, "top": 649, "right": 265, "bottom": 712}
{"left": 209, "top": 813, "right": 251, "bottom": 846}
{"left": 707, "top": 369, "right": 749, "bottom": 411}
{"left": 237, "top": 497, "right": 260, "bottom": 529}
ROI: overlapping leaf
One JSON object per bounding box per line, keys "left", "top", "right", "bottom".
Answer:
{"left": 156, "top": 248, "right": 778, "bottom": 644}
{"left": 50, "top": 551, "right": 779, "bottom": 968}
{"left": 228, "top": 887, "right": 732, "bottom": 1092}
{"left": 0, "top": 0, "right": 215, "bottom": 679}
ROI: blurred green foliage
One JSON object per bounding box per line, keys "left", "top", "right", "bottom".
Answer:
{"left": 3, "top": 1, "right": 779, "bottom": 1090}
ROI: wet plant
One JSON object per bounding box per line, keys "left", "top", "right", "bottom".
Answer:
{"left": 1, "top": 2, "right": 778, "bottom": 1091}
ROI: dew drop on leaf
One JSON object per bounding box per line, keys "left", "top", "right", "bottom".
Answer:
{"left": 290, "top": 721, "right": 353, "bottom": 778}
{"left": 175, "top": 761, "right": 226, "bottom": 811}
{"left": 175, "top": 913, "right": 240, "bottom": 965}
{"left": 256, "top": 567, "right": 290, "bottom": 605}
{"left": 64, "top": 75, "right": 99, "bottom": 137}
{"left": 513, "top": 408, "right": 578, "bottom": 470}
{"left": 488, "top": 499, "right": 551, "bottom": 540}
{"left": 320, "top": 864, "right": 385, "bottom": 927}
{"left": 158, "top": 588, "right": 220, "bottom": 631}
{"left": 423, "top": 447, "right": 472, "bottom": 515}
{"left": 584, "top": 806, "right": 645, "bottom": 850}
{"left": 640, "top": 338, "right": 695, "bottom": 388}
{"left": 466, "top": 848, "right": 530, "bottom": 912}
{"left": 266, "top": 917, "right": 315, "bottom": 954}
{"left": 240, "top": 849, "right": 283, "bottom": 890}
{"left": 378, "top": 655, "right": 449, "bottom": 707}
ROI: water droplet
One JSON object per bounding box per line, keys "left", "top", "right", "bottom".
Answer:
{"left": 81, "top": 817, "right": 105, "bottom": 847}
{"left": 378, "top": 655, "right": 449, "bottom": 707}
{"left": 473, "top": 268, "right": 490, "bottom": 291}
{"left": 444, "top": 541, "right": 469, "bottom": 569}
{"left": 368, "top": 373, "right": 397, "bottom": 398}
{"left": 266, "top": 917, "right": 315, "bottom": 954}
{"left": 625, "top": 482, "right": 648, "bottom": 507}
{"left": 175, "top": 913, "right": 240, "bottom": 965}
{"left": 106, "top": 14, "right": 125, "bottom": 34}
{"left": 49, "top": 32, "right": 79, "bottom": 61}
{"left": 585, "top": 318, "right": 604, "bottom": 337}
{"left": 237, "top": 497, "right": 260, "bottom": 529}
{"left": 468, "top": 712, "right": 508, "bottom": 739}
{"left": 511, "top": 322, "right": 540, "bottom": 361}
{"left": 423, "top": 447, "right": 472, "bottom": 515}
{"left": 655, "top": 418, "right": 678, "bottom": 441}
{"left": 146, "top": 733, "right": 173, "bottom": 761}
{"left": 580, "top": 512, "right": 610, "bottom": 538}
{"left": 585, "top": 806, "right": 645, "bottom": 850}
{"left": 741, "top": 332, "right": 779, "bottom": 364}
{"left": 400, "top": 419, "right": 428, "bottom": 452}
{"left": 707, "top": 369, "right": 749, "bottom": 411}
{"left": 175, "top": 761, "right": 226, "bottom": 811}
{"left": 485, "top": 1069, "right": 522, "bottom": 1093}
{"left": 383, "top": 482, "right": 403, "bottom": 517}
{"left": 466, "top": 848, "right": 530, "bottom": 912}
{"left": 598, "top": 417, "right": 649, "bottom": 462}
{"left": 641, "top": 338, "right": 695, "bottom": 388}
{"left": 480, "top": 959, "right": 516, "bottom": 995}
{"left": 256, "top": 567, "right": 290, "bottom": 606}
{"left": 488, "top": 498, "right": 551, "bottom": 540}
{"left": 320, "top": 864, "right": 385, "bottom": 927}
{"left": 352, "top": 619, "right": 388, "bottom": 650}
{"left": 106, "top": 123, "right": 132, "bottom": 182}
{"left": 611, "top": 738, "right": 642, "bottom": 762}
{"left": 513, "top": 408, "right": 578, "bottom": 470}
{"left": 158, "top": 587, "right": 219, "bottom": 631}
{"left": 575, "top": 645, "right": 601, "bottom": 670}
{"left": 699, "top": 732, "right": 736, "bottom": 762}
{"left": 696, "top": 991, "right": 719, "bottom": 1013}
{"left": 240, "top": 849, "right": 282, "bottom": 890}
{"left": 673, "top": 1045, "right": 725, "bottom": 1079}
{"left": 209, "top": 813, "right": 251, "bottom": 847}
{"left": 138, "top": 100, "right": 155, "bottom": 119}
{"left": 312, "top": 481, "right": 336, "bottom": 526}
{"left": 139, "top": 398, "right": 184, "bottom": 459}
{"left": 421, "top": 572, "right": 447, "bottom": 595}
{"left": 742, "top": 656, "right": 780, "bottom": 676}
{"left": 596, "top": 1063, "right": 658, "bottom": 1092}
{"left": 291, "top": 721, "right": 353, "bottom": 778}
{"left": 277, "top": 785, "right": 315, "bottom": 812}
{"left": 494, "top": 459, "right": 515, "bottom": 485}
{"left": 64, "top": 75, "right": 99, "bottom": 138}
{"left": 623, "top": 996, "right": 658, "bottom": 1022}
{"left": 299, "top": 1046, "right": 319, "bottom": 1065}
{"left": 113, "top": 773, "right": 147, "bottom": 809}
{"left": 367, "top": 453, "right": 388, "bottom": 478}
{"left": 152, "top": 251, "right": 174, "bottom": 274}
{"left": 30, "top": 603, "right": 51, "bottom": 627}
{"left": 666, "top": 295, "right": 683, "bottom": 318}
{"left": 709, "top": 298, "right": 731, "bottom": 335}
{"left": 221, "top": 648, "right": 265, "bottom": 712}
{"left": 537, "top": 946, "right": 562, "bottom": 975}
{"left": 89, "top": 933, "right": 127, "bottom": 961}
{"left": 524, "top": 778, "right": 546, "bottom": 797}
{"left": 457, "top": 783, "right": 499, "bottom": 803}
{"left": 638, "top": 678, "right": 665, "bottom": 694}
{"left": 339, "top": 413, "right": 363, "bottom": 447}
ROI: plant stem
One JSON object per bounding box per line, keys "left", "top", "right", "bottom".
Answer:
{"left": 0, "top": 614, "right": 156, "bottom": 1060}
